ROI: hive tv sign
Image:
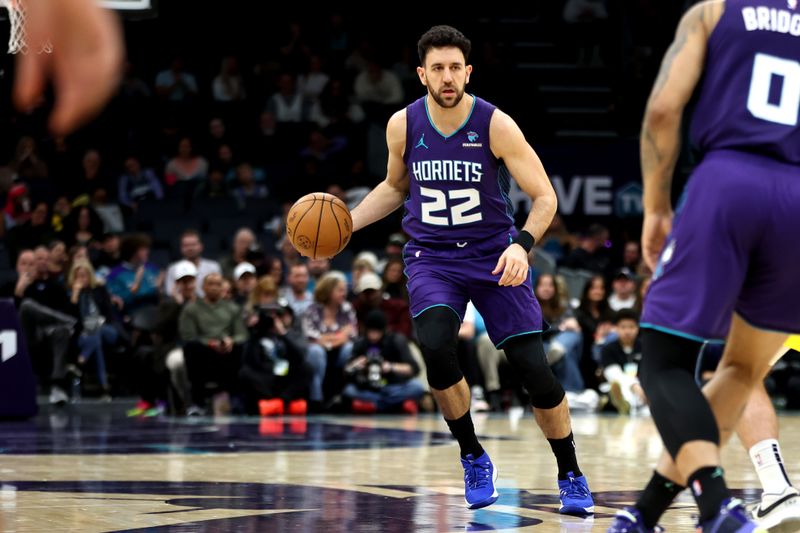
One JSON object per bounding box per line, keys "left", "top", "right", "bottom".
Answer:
{"left": 506, "top": 175, "right": 642, "bottom": 218}
{"left": 551, "top": 175, "right": 613, "bottom": 216}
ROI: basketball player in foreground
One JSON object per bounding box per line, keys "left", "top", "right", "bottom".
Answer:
{"left": 607, "top": 1, "right": 800, "bottom": 531}
{"left": 14, "top": 0, "right": 123, "bottom": 134}
{"left": 348, "top": 25, "right": 594, "bottom": 513}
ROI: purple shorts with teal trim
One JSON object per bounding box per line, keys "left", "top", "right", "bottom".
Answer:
{"left": 642, "top": 150, "right": 800, "bottom": 342}
{"left": 403, "top": 230, "right": 542, "bottom": 347}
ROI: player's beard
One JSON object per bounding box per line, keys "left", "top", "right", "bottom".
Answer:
{"left": 429, "top": 84, "right": 464, "bottom": 108}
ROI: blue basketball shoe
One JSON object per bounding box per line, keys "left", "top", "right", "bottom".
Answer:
{"left": 607, "top": 507, "right": 663, "bottom": 532}
{"left": 558, "top": 471, "right": 594, "bottom": 516}
{"left": 698, "top": 498, "right": 766, "bottom": 532}
{"left": 461, "top": 451, "right": 499, "bottom": 509}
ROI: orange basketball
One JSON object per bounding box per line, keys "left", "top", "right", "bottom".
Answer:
{"left": 286, "top": 192, "right": 352, "bottom": 259}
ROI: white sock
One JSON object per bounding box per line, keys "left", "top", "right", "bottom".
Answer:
{"left": 749, "top": 438, "right": 793, "bottom": 496}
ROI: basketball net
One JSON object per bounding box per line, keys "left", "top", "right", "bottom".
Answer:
{"left": 0, "top": 0, "right": 52, "bottom": 54}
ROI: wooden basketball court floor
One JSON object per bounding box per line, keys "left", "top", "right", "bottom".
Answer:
{"left": 1, "top": 404, "right": 796, "bottom": 532}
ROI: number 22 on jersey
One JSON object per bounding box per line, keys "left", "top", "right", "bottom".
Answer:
{"left": 420, "top": 186, "right": 483, "bottom": 226}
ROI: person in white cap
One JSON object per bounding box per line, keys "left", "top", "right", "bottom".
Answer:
{"left": 170, "top": 260, "right": 199, "bottom": 305}
{"left": 233, "top": 262, "right": 257, "bottom": 306}
{"left": 165, "top": 229, "right": 221, "bottom": 298}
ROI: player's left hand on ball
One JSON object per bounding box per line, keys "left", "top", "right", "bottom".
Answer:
{"left": 492, "top": 244, "right": 529, "bottom": 287}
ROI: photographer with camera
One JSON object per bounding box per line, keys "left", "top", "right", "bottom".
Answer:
{"left": 240, "top": 276, "right": 310, "bottom": 415}
{"left": 343, "top": 310, "right": 425, "bottom": 414}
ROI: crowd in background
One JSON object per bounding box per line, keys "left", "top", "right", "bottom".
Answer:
{"left": 2, "top": 2, "right": 799, "bottom": 416}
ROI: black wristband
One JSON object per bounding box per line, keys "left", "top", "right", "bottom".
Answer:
{"left": 513, "top": 230, "right": 535, "bottom": 253}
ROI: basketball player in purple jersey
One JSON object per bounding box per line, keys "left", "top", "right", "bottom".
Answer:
{"left": 348, "top": 25, "right": 594, "bottom": 514}
{"left": 607, "top": 1, "right": 800, "bottom": 532}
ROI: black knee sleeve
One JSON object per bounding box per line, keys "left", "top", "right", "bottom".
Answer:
{"left": 503, "top": 333, "right": 565, "bottom": 409}
{"left": 414, "top": 306, "right": 463, "bottom": 390}
{"left": 640, "top": 328, "right": 720, "bottom": 458}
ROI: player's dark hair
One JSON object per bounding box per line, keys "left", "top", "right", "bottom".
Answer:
{"left": 417, "top": 25, "right": 471, "bottom": 66}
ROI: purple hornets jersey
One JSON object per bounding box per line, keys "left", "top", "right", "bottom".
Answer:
{"left": 690, "top": 0, "right": 800, "bottom": 164}
{"left": 402, "top": 96, "right": 515, "bottom": 245}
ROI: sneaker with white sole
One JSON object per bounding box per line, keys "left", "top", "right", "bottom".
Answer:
{"left": 752, "top": 487, "right": 800, "bottom": 532}
{"left": 461, "top": 451, "right": 499, "bottom": 509}
{"left": 558, "top": 471, "right": 595, "bottom": 516}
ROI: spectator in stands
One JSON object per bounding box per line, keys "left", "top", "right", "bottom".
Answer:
{"left": 179, "top": 272, "right": 247, "bottom": 415}
{"left": 278, "top": 22, "right": 312, "bottom": 72}
{"left": 231, "top": 163, "right": 268, "bottom": 202}
{"left": 47, "top": 240, "right": 68, "bottom": 282}
{"left": 12, "top": 136, "right": 48, "bottom": 184}
{"left": 382, "top": 232, "right": 406, "bottom": 263}
{"left": 350, "top": 251, "right": 378, "bottom": 296}
{"left": 204, "top": 118, "right": 230, "bottom": 155}
{"left": 306, "top": 257, "right": 331, "bottom": 290}
{"left": 118, "top": 156, "right": 164, "bottom": 211}
{"left": 302, "top": 271, "right": 357, "bottom": 411}
{"left": 90, "top": 188, "right": 125, "bottom": 234}
{"left": 381, "top": 257, "right": 407, "bottom": 300}
{"left": 608, "top": 267, "right": 637, "bottom": 311}
{"left": 68, "top": 244, "right": 89, "bottom": 269}
{"left": 106, "top": 233, "right": 162, "bottom": 315}
{"left": 51, "top": 196, "right": 72, "bottom": 234}
{"left": 310, "top": 77, "right": 366, "bottom": 131}
{"left": 280, "top": 262, "right": 313, "bottom": 318}
{"left": 233, "top": 263, "right": 257, "bottom": 306}
{"left": 536, "top": 273, "right": 584, "bottom": 392}
{"left": 165, "top": 229, "right": 222, "bottom": 298}
{"left": 622, "top": 240, "right": 644, "bottom": 274}
{"left": 298, "top": 55, "right": 330, "bottom": 101}
{"left": 267, "top": 73, "right": 312, "bottom": 124}
{"left": 165, "top": 137, "right": 208, "bottom": 185}
{"left": 155, "top": 56, "right": 198, "bottom": 103}
{"left": 7, "top": 202, "right": 55, "bottom": 262}
{"left": 214, "top": 144, "right": 237, "bottom": 180}
{"left": 343, "top": 310, "right": 424, "bottom": 414}
{"left": 18, "top": 246, "right": 78, "bottom": 405}
{"left": 68, "top": 260, "right": 121, "bottom": 400}
{"left": 266, "top": 257, "right": 284, "bottom": 287}
{"left": 193, "top": 167, "right": 231, "bottom": 200}
{"left": 278, "top": 235, "right": 301, "bottom": 268}
{"left": 353, "top": 58, "right": 404, "bottom": 108}
{"left": 219, "top": 227, "right": 255, "bottom": 279}
{"left": 151, "top": 259, "right": 198, "bottom": 414}
{"left": 4, "top": 183, "right": 32, "bottom": 229}
{"left": 75, "top": 149, "right": 114, "bottom": 198}
{"left": 212, "top": 56, "right": 246, "bottom": 103}
{"left": 575, "top": 274, "right": 614, "bottom": 379}
{"left": 601, "top": 309, "right": 645, "bottom": 414}
{"left": 560, "top": 223, "right": 610, "bottom": 273}
{"left": 0, "top": 248, "right": 34, "bottom": 300}
{"left": 61, "top": 204, "right": 104, "bottom": 247}
{"left": 240, "top": 284, "right": 310, "bottom": 415}
{"left": 246, "top": 276, "right": 278, "bottom": 321}
{"left": 92, "top": 233, "right": 122, "bottom": 282}
{"left": 352, "top": 271, "right": 412, "bottom": 338}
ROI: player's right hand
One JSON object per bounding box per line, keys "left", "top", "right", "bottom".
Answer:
{"left": 641, "top": 211, "right": 673, "bottom": 271}
{"left": 493, "top": 243, "right": 529, "bottom": 287}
